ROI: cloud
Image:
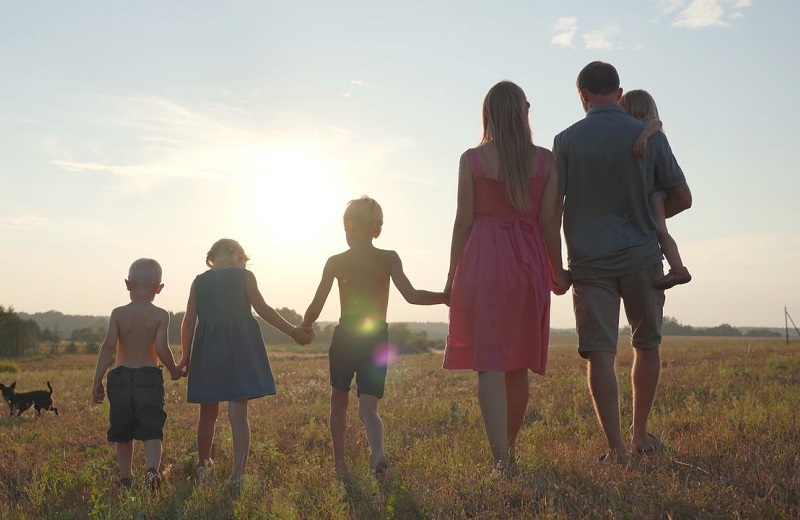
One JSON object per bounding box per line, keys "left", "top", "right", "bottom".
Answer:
{"left": 659, "top": 0, "right": 686, "bottom": 13}
{"left": 671, "top": 0, "right": 751, "bottom": 29}
{"left": 349, "top": 79, "right": 370, "bottom": 87}
{"left": 551, "top": 17, "right": 578, "bottom": 47}
{"left": 0, "top": 215, "right": 50, "bottom": 229}
{"left": 583, "top": 31, "right": 614, "bottom": 50}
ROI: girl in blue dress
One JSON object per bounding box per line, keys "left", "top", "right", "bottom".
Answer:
{"left": 178, "top": 238, "right": 313, "bottom": 483}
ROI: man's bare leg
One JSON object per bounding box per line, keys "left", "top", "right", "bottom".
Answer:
{"left": 631, "top": 346, "right": 661, "bottom": 453}
{"left": 587, "top": 351, "right": 627, "bottom": 464}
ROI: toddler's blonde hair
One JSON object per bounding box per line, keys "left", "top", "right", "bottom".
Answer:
{"left": 343, "top": 196, "right": 383, "bottom": 238}
{"left": 620, "top": 89, "right": 660, "bottom": 122}
{"left": 127, "top": 258, "right": 162, "bottom": 287}
{"left": 206, "top": 238, "right": 250, "bottom": 268}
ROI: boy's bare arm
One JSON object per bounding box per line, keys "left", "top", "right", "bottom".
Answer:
{"left": 634, "top": 119, "right": 663, "bottom": 157}
{"left": 178, "top": 282, "right": 197, "bottom": 371}
{"left": 391, "top": 252, "right": 447, "bottom": 305}
{"left": 92, "top": 310, "right": 119, "bottom": 403}
{"left": 302, "top": 259, "right": 335, "bottom": 328}
{"left": 154, "top": 309, "right": 182, "bottom": 380}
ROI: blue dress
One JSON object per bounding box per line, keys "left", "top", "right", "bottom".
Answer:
{"left": 187, "top": 267, "right": 277, "bottom": 403}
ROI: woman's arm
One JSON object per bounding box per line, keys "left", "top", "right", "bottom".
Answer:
{"left": 178, "top": 282, "right": 197, "bottom": 372}
{"left": 538, "top": 150, "right": 570, "bottom": 294}
{"left": 445, "top": 151, "right": 475, "bottom": 293}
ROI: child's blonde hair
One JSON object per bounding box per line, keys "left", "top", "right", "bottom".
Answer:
{"left": 620, "top": 89, "right": 660, "bottom": 122}
{"left": 343, "top": 196, "right": 383, "bottom": 239}
{"left": 128, "top": 258, "right": 162, "bottom": 287}
{"left": 206, "top": 238, "right": 250, "bottom": 268}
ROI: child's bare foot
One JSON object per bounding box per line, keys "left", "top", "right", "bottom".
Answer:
{"left": 597, "top": 448, "right": 628, "bottom": 465}
{"left": 335, "top": 462, "right": 349, "bottom": 479}
{"left": 369, "top": 454, "right": 389, "bottom": 477}
{"left": 654, "top": 266, "right": 691, "bottom": 290}
{"left": 195, "top": 459, "right": 214, "bottom": 483}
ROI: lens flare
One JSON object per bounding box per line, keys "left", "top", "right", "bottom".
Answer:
{"left": 373, "top": 342, "right": 398, "bottom": 368}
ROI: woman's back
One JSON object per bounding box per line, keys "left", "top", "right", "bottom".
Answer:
{"left": 471, "top": 145, "right": 545, "bottom": 219}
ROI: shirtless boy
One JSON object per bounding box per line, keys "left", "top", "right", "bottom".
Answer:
{"left": 92, "top": 258, "right": 183, "bottom": 490}
{"left": 302, "top": 196, "right": 446, "bottom": 476}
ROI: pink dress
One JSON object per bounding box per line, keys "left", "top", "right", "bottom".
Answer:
{"left": 444, "top": 147, "right": 551, "bottom": 374}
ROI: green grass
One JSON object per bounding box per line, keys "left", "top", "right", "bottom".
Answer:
{"left": 0, "top": 336, "right": 798, "bottom": 519}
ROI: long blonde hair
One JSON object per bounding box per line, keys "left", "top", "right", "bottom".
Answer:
{"left": 481, "top": 81, "right": 535, "bottom": 212}
{"left": 620, "top": 89, "right": 660, "bottom": 121}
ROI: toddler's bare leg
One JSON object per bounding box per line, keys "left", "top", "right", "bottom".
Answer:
{"left": 143, "top": 439, "right": 162, "bottom": 472}
{"left": 330, "top": 388, "right": 349, "bottom": 476}
{"left": 117, "top": 440, "right": 134, "bottom": 479}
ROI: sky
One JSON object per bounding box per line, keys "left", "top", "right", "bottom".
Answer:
{"left": 1, "top": 0, "right": 798, "bottom": 329}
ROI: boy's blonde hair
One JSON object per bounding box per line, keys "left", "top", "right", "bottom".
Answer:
{"left": 620, "top": 89, "right": 660, "bottom": 122}
{"left": 343, "top": 196, "right": 383, "bottom": 238}
{"left": 127, "top": 258, "right": 163, "bottom": 287}
{"left": 206, "top": 238, "right": 250, "bottom": 268}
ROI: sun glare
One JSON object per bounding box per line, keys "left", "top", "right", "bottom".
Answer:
{"left": 238, "top": 146, "right": 344, "bottom": 247}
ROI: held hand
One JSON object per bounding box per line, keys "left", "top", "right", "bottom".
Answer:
{"left": 176, "top": 358, "right": 189, "bottom": 377}
{"left": 169, "top": 365, "right": 184, "bottom": 381}
{"left": 291, "top": 326, "right": 314, "bottom": 346}
{"left": 633, "top": 137, "right": 647, "bottom": 157}
{"left": 92, "top": 382, "right": 105, "bottom": 404}
{"left": 552, "top": 269, "right": 572, "bottom": 296}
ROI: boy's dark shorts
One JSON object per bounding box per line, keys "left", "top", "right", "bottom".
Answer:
{"left": 106, "top": 366, "right": 166, "bottom": 442}
{"left": 329, "top": 317, "right": 390, "bottom": 399}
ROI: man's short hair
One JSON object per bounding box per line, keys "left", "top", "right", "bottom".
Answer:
{"left": 577, "top": 61, "right": 620, "bottom": 96}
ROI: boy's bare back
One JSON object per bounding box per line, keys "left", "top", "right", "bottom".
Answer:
{"left": 109, "top": 301, "right": 170, "bottom": 368}
{"left": 330, "top": 246, "right": 394, "bottom": 322}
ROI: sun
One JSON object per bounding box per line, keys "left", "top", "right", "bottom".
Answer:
{"left": 237, "top": 145, "right": 345, "bottom": 247}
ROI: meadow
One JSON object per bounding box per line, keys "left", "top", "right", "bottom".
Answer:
{"left": 0, "top": 336, "right": 798, "bottom": 519}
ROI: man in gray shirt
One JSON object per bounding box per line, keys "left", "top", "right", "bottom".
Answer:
{"left": 553, "top": 61, "right": 691, "bottom": 464}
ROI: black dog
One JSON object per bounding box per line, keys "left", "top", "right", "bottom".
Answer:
{"left": 0, "top": 381, "right": 59, "bottom": 417}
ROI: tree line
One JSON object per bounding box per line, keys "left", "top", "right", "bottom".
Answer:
{"left": 1, "top": 306, "right": 443, "bottom": 357}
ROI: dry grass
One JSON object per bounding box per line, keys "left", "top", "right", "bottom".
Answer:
{"left": 0, "top": 336, "right": 798, "bottom": 519}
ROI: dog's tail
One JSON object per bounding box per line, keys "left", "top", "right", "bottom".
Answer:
{"left": 47, "top": 381, "right": 54, "bottom": 395}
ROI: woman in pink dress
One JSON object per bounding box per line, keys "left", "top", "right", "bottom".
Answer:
{"left": 444, "top": 81, "right": 570, "bottom": 471}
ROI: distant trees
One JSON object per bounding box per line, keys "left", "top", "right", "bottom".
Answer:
{"left": 621, "top": 316, "right": 782, "bottom": 338}
{"left": 70, "top": 327, "right": 106, "bottom": 342}
{"left": 0, "top": 306, "right": 37, "bottom": 357}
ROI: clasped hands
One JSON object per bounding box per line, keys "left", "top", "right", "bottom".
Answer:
{"left": 552, "top": 268, "right": 572, "bottom": 296}
{"left": 292, "top": 325, "right": 315, "bottom": 345}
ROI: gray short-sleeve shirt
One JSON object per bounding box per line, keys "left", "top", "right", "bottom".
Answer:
{"left": 553, "top": 104, "right": 686, "bottom": 279}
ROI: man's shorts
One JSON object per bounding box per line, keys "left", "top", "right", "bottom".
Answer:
{"left": 329, "top": 317, "right": 390, "bottom": 399}
{"left": 572, "top": 262, "right": 666, "bottom": 359}
{"left": 106, "top": 366, "right": 166, "bottom": 442}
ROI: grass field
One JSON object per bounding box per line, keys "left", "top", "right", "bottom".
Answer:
{"left": 0, "top": 336, "right": 798, "bottom": 519}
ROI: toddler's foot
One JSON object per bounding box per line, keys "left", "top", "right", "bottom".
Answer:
{"left": 144, "top": 468, "right": 162, "bottom": 493}
{"left": 654, "top": 266, "right": 691, "bottom": 290}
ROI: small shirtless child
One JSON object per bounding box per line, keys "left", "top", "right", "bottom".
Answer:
{"left": 92, "top": 258, "right": 183, "bottom": 491}
{"left": 302, "top": 196, "right": 446, "bottom": 477}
